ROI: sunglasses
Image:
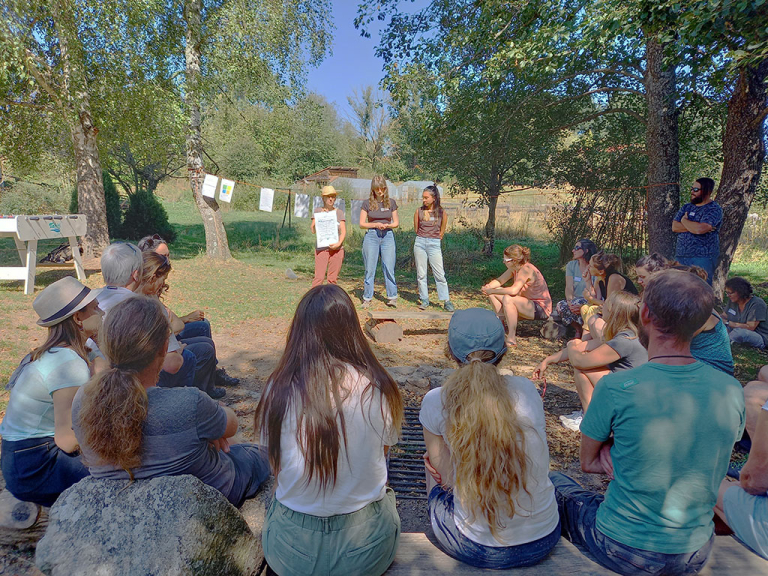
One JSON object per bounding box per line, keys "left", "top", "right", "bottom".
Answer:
{"left": 691, "top": 186, "right": 701, "bottom": 192}
{"left": 503, "top": 257, "right": 514, "bottom": 263}
{"left": 573, "top": 245, "right": 583, "bottom": 251}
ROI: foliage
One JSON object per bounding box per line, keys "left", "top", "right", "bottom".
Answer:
{"left": 69, "top": 172, "right": 123, "bottom": 238}
{"left": 120, "top": 189, "right": 177, "bottom": 242}
{"left": 347, "top": 86, "right": 393, "bottom": 172}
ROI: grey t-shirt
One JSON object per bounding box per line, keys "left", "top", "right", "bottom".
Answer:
{"left": 72, "top": 386, "right": 237, "bottom": 500}
{"left": 606, "top": 330, "right": 649, "bottom": 372}
{"left": 361, "top": 198, "right": 398, "bottom": 224}
{"left": 726, "top": 296, "right": 768, "bottom": 346}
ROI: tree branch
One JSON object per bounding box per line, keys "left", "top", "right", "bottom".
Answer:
{"left": 555, "top": 107, "right": 647, "bottom": 131}
{"left": 546, "top": 86, "right": 645, "bottom": 107}
{"left": 752, "top": 107, "right": 768, "bottom": 129}
{"left": 0, "top": 99, "right": 55, "bottom": 112}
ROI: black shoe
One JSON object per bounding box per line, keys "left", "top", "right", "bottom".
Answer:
{"left": 208, "top": 387, "right": 226, "bottom": 399}
{"left": 215, "top": 369, "right": 240, "bottom": 387}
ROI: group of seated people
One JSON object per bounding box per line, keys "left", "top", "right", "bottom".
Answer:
{"left": 0, "top": 235, "right": 766, "bottom": 576}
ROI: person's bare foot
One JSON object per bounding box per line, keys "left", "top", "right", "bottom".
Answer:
{"left": 505, "top": 336, "right": 517, "bottom": 347}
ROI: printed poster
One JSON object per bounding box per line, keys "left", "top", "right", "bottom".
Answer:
{"left": 294, "top": 194, "right": 310, "bottom": 218}
{"left": 314, "top": 210, "right": 339, "bottom": 249}
{"left": 219, "top": 179, "right": 234, "bottom": 203}
{"left": 351, "top": 200, "right": 365, "bottom": 225}
{"left": 334, "top": 198, "right": 346, "bottom": 218}
{"left": 259, "top": 188, "right": 274, "bottom": 212}
{"left": 202, "top": 174, "right": 219, "bottom": 198}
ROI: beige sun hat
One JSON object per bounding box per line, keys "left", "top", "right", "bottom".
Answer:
{"left": 321, "top": 185, "right": 338, "bottom": 197}
{"left": 33, "top": 276, "right": 99, "bottom": 328}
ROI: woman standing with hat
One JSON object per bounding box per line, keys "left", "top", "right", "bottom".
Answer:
{"left": 420, "top": 308, "right": 559, "bottom": 569}
{"left": 0, "top": 277, "right": 103, "bottom": 506}
{"left": 311, "top": 185, "right": 346, "bottom": 288}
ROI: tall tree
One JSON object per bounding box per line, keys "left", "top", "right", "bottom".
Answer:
{"left": 347, "top": 86, "right": 391, "bottom": 172}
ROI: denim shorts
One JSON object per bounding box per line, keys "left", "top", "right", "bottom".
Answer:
{"left": 723, "top": 485, "right": 768, "bottom": 560}
{"left": 263, "top": 487, "right": 400, "bottom": 576}
{"left": 428, "top": 485, "right": 560, "bottom": 569}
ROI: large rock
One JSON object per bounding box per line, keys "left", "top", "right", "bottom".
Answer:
{"left": 36, "top": 475, "right": 263, "bottom": 576}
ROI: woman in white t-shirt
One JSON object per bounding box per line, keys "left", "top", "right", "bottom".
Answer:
{"left": 255, "top": 284, "right": 404, "bottom": 576}
{"left": 420, "top": 308, "right": 560, "bottom": 569}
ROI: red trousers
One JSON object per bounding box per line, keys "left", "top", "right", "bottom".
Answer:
{"left": 312, "top": 248, "right": 344, "bottom": 287}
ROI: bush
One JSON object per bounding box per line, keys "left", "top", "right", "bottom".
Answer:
{"left": 120, "top": 189, "right": 177, "bottom": 242}
{"left": 70, "top": 171, "right": 122, "bottom": 237}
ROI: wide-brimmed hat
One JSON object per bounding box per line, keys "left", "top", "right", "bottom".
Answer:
{"left": 321, "top": 185, "right": 338, "bottom": 197}
{"left": 448, "top": 308, "right": 507, "bottom": 364}
{"left": 34, "top": 276, "right": 99, "bottom": 328}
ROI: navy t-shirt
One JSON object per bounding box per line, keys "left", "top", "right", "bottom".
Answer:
{"left": 674, "top": 201, "right": 722, "bottom": 258}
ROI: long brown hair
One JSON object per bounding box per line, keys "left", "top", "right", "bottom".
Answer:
{"left": 443, "top": 349, "right": 530, "bottom": 540}
{"left": 368, "top": 175, "right": 390, "bottom": 211}
{"left": 30, "top": 316, "right": 89, "bottom": 363}
{"left": 139, "top": 251, "right": 171, "bottom": 297}
{"left": 420, "top": 184, "right": 443, "bottom": 222}
{"left": 77, "top": 296, "right": 170, "bottom": 479}
{"left": 255, "top": 285, "right": 403, "bottom": 490}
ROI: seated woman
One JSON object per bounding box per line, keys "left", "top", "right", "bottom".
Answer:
{"left": 634, "top": 252, "right": 669, "bottom": 289}
{"left": 138, "top": 251, "right": 225, "bottom": 399}
{"left": 72, "top": 296, "right": 269, "bottom": 507}
{"left": 581, "top": 252, "right": 638, "bottom": 339}
{"left": 420, "top": 308, "right": 560, "bottom": 569}
{"left": 534, "top": 291, "right": 647, "bottom": 431}
{"left": 482, "top": 244, "right": 552, "bottom": 347}
{"left": 255, "top": 285, "right": 403, "bottom": 576}
{"left": 553, "top": 238, "right": 598, "bottom": 336}
{"left": 0, "top": 277, "right": 102, "bottom": 506}
{"left": 724, "top": 277, "right": 768, "bottom": 350}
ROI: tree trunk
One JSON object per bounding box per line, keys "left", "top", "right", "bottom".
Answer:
{"left": 644, "top": 36, "right": 680, "bottom": 258}
{"left": 184, "top": 0, "right": 231, "bottom": 260}
{"left": 712, "top": 60, "right": 768, "bottom": 296}
{"left": 483, "top": 191, "right": 499, "bottom": 256}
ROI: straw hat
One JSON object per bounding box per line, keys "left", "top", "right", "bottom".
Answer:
{"left": 33, "top": 276, "right": 99, "bottom": 328}
{"left": 321, "top": 185, "right": 338, "bottom": 197}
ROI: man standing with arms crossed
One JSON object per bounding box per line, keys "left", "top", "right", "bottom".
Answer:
{"left": 672, "top": 177, "right": 722, "bottom": 285}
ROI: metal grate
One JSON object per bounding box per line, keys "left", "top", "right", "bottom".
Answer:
{"left": 388, "top": 407, "right": 427, "bottom": 500}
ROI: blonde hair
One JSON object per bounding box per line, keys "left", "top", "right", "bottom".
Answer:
{"left": 442, "top": 349, "right": 530, "bottom": 541}
{"left": 503, "top": 244, "right": 531, "bottom": 274}
{"left": 368, "top": 175, "right": 389, "bottom": 210}
{"left": 602, "top": 291, "right": 641, "bottom": 342}
{"left": 77, "top": 296, "right": 170, "bottom": 479}
{"left": 139, "top": 251, "right": 171, "bottom": 297}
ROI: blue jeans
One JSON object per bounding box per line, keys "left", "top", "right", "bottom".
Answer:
{"left": 675, "top": 256, "right": 715, "bottom": 285}
{"left": 227, "top": 444, "right": 271, "bottom": 508}
{"left": 1, "top": 437, "right": 89, "bottom": 507}
{"left": 362, "top": 229, "right": 397, "bottom": 301}
{"left": 178, "top": 319, "right": 212, "bottom": 340}
{"left": 428, "top": 485, "right": 560, "bottom": 569}
{"left": 414, "top": 237, "right": 450, "bottom": 303}
{"left": 549, "top": 472, "right": 714, "bottom": 576}
{"left": 157, "top": 347, "right": 196, "bottom": 389}
{"left": 728, "top": 327, "right": 766, "bottom": 349}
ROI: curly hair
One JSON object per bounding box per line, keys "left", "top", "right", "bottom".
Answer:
{"left": 635, "top": 253, "right": 669, "bottom": 274}
{"left": 77, "top": 296, "right": 170, "bottom": 478}
{"left": 591, "top": 251, "right": 622, "bottom": 275}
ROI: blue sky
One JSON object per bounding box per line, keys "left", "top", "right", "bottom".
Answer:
{"left": 306, "top": 0, "right": 389, "bottom": 116}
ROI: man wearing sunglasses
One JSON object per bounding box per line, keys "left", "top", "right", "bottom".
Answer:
{"left": 672, "top": 177, "right": 722, "bottom": 285}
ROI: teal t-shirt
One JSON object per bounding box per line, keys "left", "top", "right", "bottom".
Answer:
{"left": 580, "top": 361, "right": 745, "bottom": 553}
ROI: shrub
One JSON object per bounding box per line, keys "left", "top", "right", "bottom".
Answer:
{"left": 120, "top": 189, "right": 177, "bottom": 242}
{"left": 70, "top": 171, "right": 122, "bottom": 237}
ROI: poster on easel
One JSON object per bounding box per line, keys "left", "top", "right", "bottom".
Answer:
{"left": 202, "top": 174, "right": 219, "bottom": 198}
{"left": 334, "top": 198, "right": 346, "bottom": 218}
{"left": 294, "top": 194, "right": 310, "bottom": 218}
{"left": 313, "top": 196, "right": 323, "bottom": 212}
{"left": 314, "top": 210, "right": 339, "bottom": 248}
{"left": 219, "top": 179, "right": 234, "bottom": 203}
{"left": 351, "top": 200, "right": 365, "bottom": 225}
{"left": 259, "top": 188, "right": 274, "bottom": 212}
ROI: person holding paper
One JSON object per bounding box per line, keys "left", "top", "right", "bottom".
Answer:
{"left": 311, "top": 185, "right": 346, "bottom": 288}
{"left": 360, "top": 175, "right": 399, "bottom": 308}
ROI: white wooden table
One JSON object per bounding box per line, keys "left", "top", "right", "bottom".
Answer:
{"left": 0, "top": 214, "right": 87, "bottom": 294}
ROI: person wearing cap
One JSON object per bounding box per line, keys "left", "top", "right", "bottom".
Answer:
{"left": 0, "top": 277, "right": 103, "bottom": 507}
{"left": 419, "top": 308, "right": 559, "bottom": 569}
{"left": 311, "top": 185, "right": 346, "bottom": 288}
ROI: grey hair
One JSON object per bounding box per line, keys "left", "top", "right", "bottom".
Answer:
{"left": 101, "top": 243, "right": 143, "bottom": 287}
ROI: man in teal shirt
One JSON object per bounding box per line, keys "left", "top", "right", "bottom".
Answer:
{"left": 550, "top": 270, "right": 745, "bottom": 575}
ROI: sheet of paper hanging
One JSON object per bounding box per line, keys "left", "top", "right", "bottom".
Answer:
{"left": 334, "top": 198, "right": 346, "bottom": 218}
{"left": 259, "top": 188, "right": 274, "bottom": 212}
{"left": 219, "top": 179, "right": 234, "bottom": 202}
{"left": 294, "top": 194, "right": 310, "bottom": 218}
{"left": 314, "top": 210, "right": 339, "bottom": 248}
{"left": 202, "top": 174, "right": 219, "bottom": 198}
{"left": 313, "top": 196, "right": 323, "bottom": 211}
{"left": 350, "top": 199, "right": 365, "bottom": 225}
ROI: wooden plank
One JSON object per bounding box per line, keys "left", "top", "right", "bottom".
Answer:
{"left": 368, "top": 310, "right": 454, "bottom": 321}
{"left": 699, "top": 535, "right": 768, "bottom": 574}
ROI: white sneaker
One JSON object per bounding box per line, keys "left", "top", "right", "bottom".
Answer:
{"left": 559, "top": 410, "right": 583, "bottom": 432}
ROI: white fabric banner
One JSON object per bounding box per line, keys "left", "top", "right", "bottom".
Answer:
{"left": 313, "top": 196, "right": 323, "bottom": 212}
{"left": 259, "top": 188, "right": 274, "bottom": 212}
{"left": 351, "top": 200, "right": 365, "bottom": 225}
{"left": 314, "top": 210, "right": 339, "bottom": 248}
{"left": 219, "top": 179, "right": 234, "bottom": 203}
{"left": 294, "top": 194, "right": 310, "bottom": 218}
{"left": 202, "top": 174, "right": 218, "bottom": 198}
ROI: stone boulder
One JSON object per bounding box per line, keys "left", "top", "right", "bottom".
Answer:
{"left": 387, "top": 365, "right": 455, "bottom": 393}
{"left": 36, "top": 475, "right": 263, "bottom": 576}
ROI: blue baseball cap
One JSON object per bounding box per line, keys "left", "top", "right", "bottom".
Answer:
{"left": 448, "top": 308, "right": 507, "bottom": 364}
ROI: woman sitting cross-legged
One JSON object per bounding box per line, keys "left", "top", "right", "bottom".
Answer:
{"left": 533, "top": 291, "right": 647, "bottom": 431}
{"left": 553, "top": 238, "right": 598, "bottom": 337}
{"left": 72, "top": 296, "right": 270, "bottom": 507}
{"left": 0, "top": 277, "right": 102, "bottom": 507}
{"left": 255, "top": 284, "right": 403, "bottom": 576}
{"left": 420, "top": 308, "right": 560, "bottom": 569}
{"left": 581, "top": 252, "right": 638, "bottom": 339}
{"left": 482, "top": 244, "right": 552, "bottom": 347}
